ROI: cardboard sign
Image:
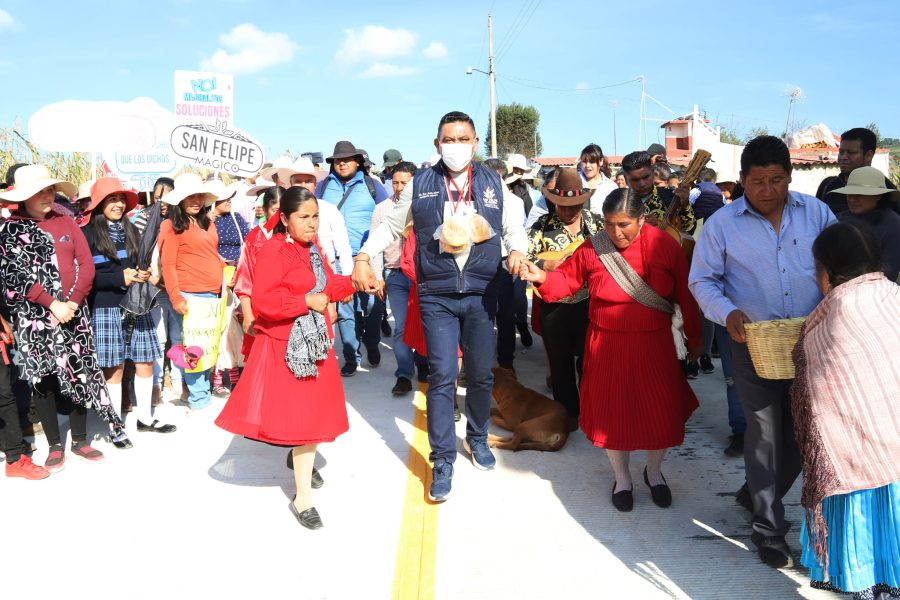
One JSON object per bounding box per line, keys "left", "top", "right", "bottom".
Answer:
{"left": 170, "top": 121, "right": 264, "bottom": 176}
{"left": 174, "top": 70, "right": 233, "bottom": 125}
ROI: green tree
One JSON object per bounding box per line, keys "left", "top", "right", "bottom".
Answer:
{"left": 866, "top": 122, "right": 882, "bottom": 145}
{"left": 744, "top": 126, "right": 770, "bottom": 143}
{"left": 719, "top": 127, "right": 742, "bottom": 145}
{"left": 484, "top": 103, "right": 543, "bottom": 158}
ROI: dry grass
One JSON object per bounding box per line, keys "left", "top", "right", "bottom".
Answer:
{"left": 1, "top": 123, "right": 100, "bottom": 190}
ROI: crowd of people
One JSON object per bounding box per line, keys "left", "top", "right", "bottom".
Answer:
{"left": 0, "top": 114, "right": 897, "bottom": 598}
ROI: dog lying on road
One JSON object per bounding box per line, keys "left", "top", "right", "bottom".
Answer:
{"left": 488, "top": 367, "right": 569, "bottom": 452}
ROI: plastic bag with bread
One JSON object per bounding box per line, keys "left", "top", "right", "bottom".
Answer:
{"left": 435, "top": 215, "right": 473, "bottom": 254}
{"left": 469, "top": 214, "right": 494, "bottom": 243}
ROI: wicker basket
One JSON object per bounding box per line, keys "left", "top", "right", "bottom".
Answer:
{"left": 743, "top": 317, "right": 806, "bottom": 380}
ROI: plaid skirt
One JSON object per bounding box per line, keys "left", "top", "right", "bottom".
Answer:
{"left": 92, "top": 307, "right": 163, "bottom": 368}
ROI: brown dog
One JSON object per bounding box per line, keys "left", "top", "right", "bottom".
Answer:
{"left": 488, "top": 367, "right": 569, "bottom": 451}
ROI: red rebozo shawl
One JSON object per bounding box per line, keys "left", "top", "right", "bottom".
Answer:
{"left": 791, "top": 272, "right": 900, "bottom": 567}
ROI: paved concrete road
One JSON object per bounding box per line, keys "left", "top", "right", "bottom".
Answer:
{"left": 1, "top": 315, "right": 837, "bottom": 600}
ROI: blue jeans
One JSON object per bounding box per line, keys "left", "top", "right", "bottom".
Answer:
{"left": 385, "top": 269, "right": 415, "bottom": 380}
{"left": 183, "top": 369, "right": 212, "bottom": 409}
{"left": 715, "top": 324, "right": 746, "bottom": 435}
{"left": 336, "top": 291, "right": 384, "bottom": 365}
{"left": 180, "top": 291, "right": 218, "bottom": 409}
{"left": 419, "top": 292, "right": 497, "bottom": 463}
{"left": 496, "top": 264, "right": 527, "bottom": 364}
{"left": 156, "top": 290, "right": 184, "bottom": 385}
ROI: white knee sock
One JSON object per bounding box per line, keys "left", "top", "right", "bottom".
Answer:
{"left": 107, "top": 382, "right": 123, "bottom": 419}
{"left": 134, "top": 375, "right": 154, "bottom": 425}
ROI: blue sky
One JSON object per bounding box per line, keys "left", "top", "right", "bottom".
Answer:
{"left": 1, "top": 0, "right": 898, "bottom": 165}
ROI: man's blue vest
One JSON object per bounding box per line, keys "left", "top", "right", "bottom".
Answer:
{"left": 411, "top": 162, "right": 504, "bottom": 296}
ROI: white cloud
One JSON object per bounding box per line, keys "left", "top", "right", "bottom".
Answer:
{"left": 358, "top": 62, "right": 419, "bottom": 79}
{"left": 575, "top": 82, "right": 590, "bottom": 91}
{"left": 0, "top": 9, "right": 17, "bottom": 31}
{"left": 335, "top": 25, "right": 417, "bottom": 65}
{"left": 200, "top": 23, "right": 298, "bottom": 75}
{"left": 422, "top": 41, "right": 448, "bottom": 60}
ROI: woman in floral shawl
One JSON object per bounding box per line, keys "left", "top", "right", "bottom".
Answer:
{"left": 793, "top": 222, "right": 900, "bottom": 600}
{"left": 0, "top": 165, "right": 125, "bottom": 473}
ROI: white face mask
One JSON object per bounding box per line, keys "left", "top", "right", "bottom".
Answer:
{"left": 440, "top": 143, "right": 475, "bottom": 172}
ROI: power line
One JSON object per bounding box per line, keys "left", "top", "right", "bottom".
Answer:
{"left": 493, "top": 1, "right": 533, "bottom": 58}
{"left": 496, "top": 0, "right": 543, "bottom": 61}
{"left": 496, "top": 74, "right": 641, "bottom": 93}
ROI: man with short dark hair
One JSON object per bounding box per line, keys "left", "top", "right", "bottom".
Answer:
{"left": 818, "top": 127, "right": 896, "bottom": 214}
{"left": 622, "top": 150, "right": 695, "bottom": 232}
{"left": 354, "top": 111, "right": 527, "bottom": 502}
{"left": 689, "top": 135, "right": 836, "bottom": 569}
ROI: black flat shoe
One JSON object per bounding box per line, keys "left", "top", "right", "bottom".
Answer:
{"left": 611, "top": 482, "right": 633, "bottom": 512}
{"left": 750, "top": 532, "right": 793, "bottom": 568}
{"left": 289, "top": 500, "right": 323, "bottom": 530}
{"left": 112, "top": 436, "right": 134, "bottom": 450}
{"left": 285, "top": 451, "right": 324, "bottom": 489}
{"left": 643, "top": 467, "right": 672, "bottom": 508}
{"left": 311, "top": 467, "right": 324, "bottom": 489}
{"left": 137, "top": 420, "right": 177, "bottom": 433}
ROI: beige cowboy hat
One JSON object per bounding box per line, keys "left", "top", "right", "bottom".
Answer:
{"left": 0, "top": 164, "right": 77, "bottom": 202}
{"left": 246, "top": 177, "right": 275, "bottom": 197}
{"left": 831, "top": 166, "right": 900, "bottom": 201}
{"left": 275, "top": 156, "right": 317, "bottom": 186}
{"left": 160, "top": 173, "right": 216, "bottom": 207}
{"left": 77, "top": 178, "right": 98, "bottom": 201}
{"left": 258, "top": 155, "right": 294, "bottom": 181}
{"left": 541, "top": 167, "right": 595, "bottom": 207}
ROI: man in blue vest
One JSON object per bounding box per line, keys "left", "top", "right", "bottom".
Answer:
{"left": 317, "top": 141, "right": 391, "bottom": 376}
{"left": 354, "top": 111, "right": 528, "bottom": 502}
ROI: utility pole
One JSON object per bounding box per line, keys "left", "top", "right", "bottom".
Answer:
{"left": 488, "top": 14, "right": 498, "bottom": 158}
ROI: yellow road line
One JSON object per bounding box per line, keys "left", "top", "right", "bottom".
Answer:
{"left": 392, "top": 385, "right": 438, "bottom": 600}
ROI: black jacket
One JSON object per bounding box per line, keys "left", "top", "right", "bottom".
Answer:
{"left": 82, "top": 222, "right": 136, "bottom": 310}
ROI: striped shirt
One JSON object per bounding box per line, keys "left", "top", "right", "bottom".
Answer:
{"left": 688, "top": 191, "right": 836, "bottom": 326}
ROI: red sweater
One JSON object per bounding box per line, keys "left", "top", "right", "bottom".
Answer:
{"left": 252, "top": 235, "right": 354, "bottom": 341}
{"left": 18, "top": 211, "right": 95, "bottom": 308}
{"left": 158, "top": 219, "right": 224, "bottom": 309}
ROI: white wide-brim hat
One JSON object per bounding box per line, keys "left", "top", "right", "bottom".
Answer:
{"left": 258, "top": 155, "right": 294, "bottom": 181}
{"left": 246, "top": 177, "right": 276, "bottom": 197}
{"left": 77, "top": 178, "right": 97, "bottom": 201}
{"left": 275, "top": 157, "right": 317, "bottom": 186}
{"left": 0, "top": 164, "right": 77, "bottom": 202}
{"left": 207, "top": 180, "right": 247, "bottom": 203}
{"left": 831, "top": 166, "right": 900, "bottom": 200}
{"left": 507, "top": 153, "right": 529, "bottom": 172}
{"left": 160, "top": 173, "right": 216, "bottom": 207}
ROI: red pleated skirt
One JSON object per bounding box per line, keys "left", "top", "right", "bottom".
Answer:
{"left": 215, "top": 333, "right": 349, "bottom": 446}
{"left": 579, "top": 323, "right": 697, "bottom": 451}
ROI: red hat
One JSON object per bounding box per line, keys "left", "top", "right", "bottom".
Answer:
{"left": 78, "top": 177, "right": 139, "bottom": 226}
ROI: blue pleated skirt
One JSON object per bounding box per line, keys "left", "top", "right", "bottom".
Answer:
{"left": 801, "top": 480, "right": 900, "bottom": 596}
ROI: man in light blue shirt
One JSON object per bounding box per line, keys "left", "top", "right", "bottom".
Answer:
{"left": 689, "top": 136, "right": 836, "bottom": 569}
{"left": 317, "top": 141, "right": 390, "bottom": 376}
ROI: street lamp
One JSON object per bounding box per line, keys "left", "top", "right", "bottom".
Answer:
{"left": 465, "top": 15, "right": 497, "bottom": 158}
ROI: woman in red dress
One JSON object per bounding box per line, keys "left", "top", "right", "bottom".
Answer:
{"left": 520, "top": 187, "right": 701, "bottom": 512}
{"left": 216, "top": 187, "right": 354, "bottom": 530}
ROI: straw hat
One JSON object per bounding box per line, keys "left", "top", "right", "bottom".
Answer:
{"left": 830, "top": 166, "right": 900, "bottom": 201}
{"left": 77, "top": 179, "right": 97, "bottom": 201}
{"left": 541, "top": 168, "right": 595, "bottom": 207}
{"left": 160, "top": 173, "right": 216, "bottom": 206}
{"left": 0, "top": 164, "right": 77, "bottom": 202}
{"left": 246, "top": 177, "right": 275, "bottom": 197}
{"left": 275, "top": 157, "right": 317, "bottom": 186}
{"left": 258, "top": 156, "right": 294, "bottom": 181}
